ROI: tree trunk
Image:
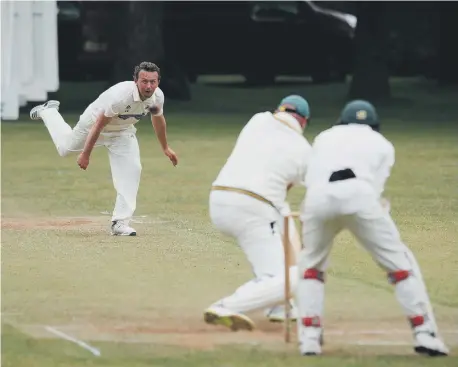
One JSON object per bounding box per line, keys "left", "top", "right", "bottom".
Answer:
{"left": 349, "top": 2, "right": 391, "bottom": 101}
{"left": 108, "top": 1, "right": 191, "bottom": 100}
{"left": 438, "top": 2, "right": 458, "bottom": 85}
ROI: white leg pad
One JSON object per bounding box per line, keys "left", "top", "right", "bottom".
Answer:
{"left": 403, "top": 248, "right": 439, "bottom": 334}
{"left": 296, "top": 277, "right": 325, "bottom": 320}
{"left": 394, "top": 275, "right": 435, "bottom": 331}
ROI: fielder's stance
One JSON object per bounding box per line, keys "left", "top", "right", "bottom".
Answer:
{"left": 205, "top": 95, "right": 312, "bottom": 331}
{"left": 296, "top": 100, "right": 449, "bottom": 356}
{"left": 30, "top": 62, "right": 178, "bottom": 236}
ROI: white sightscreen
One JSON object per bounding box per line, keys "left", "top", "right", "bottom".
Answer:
{"left": 1, "top": 0, "right": 59, "bottom": 120}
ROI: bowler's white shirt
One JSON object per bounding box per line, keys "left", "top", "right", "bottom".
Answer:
{"left": 78, "top": 81, "right": 164, "bottom": 132}
{"left": 305, "top": 124, "right": 395, "bottom": 196}
{"left": 213, "top": 111, "right": 311, "bottom": 210}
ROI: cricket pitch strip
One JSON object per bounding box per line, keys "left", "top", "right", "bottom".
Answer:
{"left": 7, "top": 317, "right": 458, "bottom": 354}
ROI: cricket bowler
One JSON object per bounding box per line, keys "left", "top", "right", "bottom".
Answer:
{"left": 29, "top": 62, "right": 178, "bottom": 236}
{"left": 296, "top": 100, "right": 449, "bottom": 356}
{"left": 204, "top": 95, "right": 312, "bottom": 331}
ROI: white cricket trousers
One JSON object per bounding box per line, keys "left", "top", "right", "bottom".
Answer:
{"left": 208, "top": 190, "right": 298, "bottom": 314}
{"left": 297, "top": 179, "right": 439, "bottom": 335}
{"left": 39, "top": 108, "right": 141, "bottom": 222}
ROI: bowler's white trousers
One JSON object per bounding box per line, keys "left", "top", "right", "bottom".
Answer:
{"left": 297, "top": 179, "right": 439, "bottom": 335}
{"left": 208, "top": 190, "right": 298, "bottom": 314}
{"left": 40, "top": 108, "right": 141, "bottom": 222}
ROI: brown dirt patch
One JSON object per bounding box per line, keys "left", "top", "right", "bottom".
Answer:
{"left": 100, "top": 317, "right": 285, "bottom": 335}
{"left": 81, "top": 316, "right": 434, "bottom": 352}
{"left": 1, "top": 216, "right": 105, "bottom": 230}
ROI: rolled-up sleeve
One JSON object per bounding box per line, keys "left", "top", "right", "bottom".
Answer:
{"left": 151, "top": 89, "right": 164, "bottom": 116}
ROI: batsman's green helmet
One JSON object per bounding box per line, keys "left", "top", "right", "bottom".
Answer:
{"left": 338, "top": 100, "right": 379, "bottom": 128}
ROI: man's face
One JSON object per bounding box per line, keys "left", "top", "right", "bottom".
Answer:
{"left": 136, "top": 70, "right": 159, "bottom": 100}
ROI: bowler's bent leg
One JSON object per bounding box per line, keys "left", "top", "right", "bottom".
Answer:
{"left": 38, "top": 108, "right": 88, "bottom": 156}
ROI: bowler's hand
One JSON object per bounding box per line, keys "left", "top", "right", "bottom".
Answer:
{"left": 163, "top": 147, "right": 178, "bottom": 166}
{"left": 77, "top": 152, "right": 90, "bottom": 170}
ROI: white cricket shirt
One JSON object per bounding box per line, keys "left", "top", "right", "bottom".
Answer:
{"left": 213, "top": 111, "right": 312, "bottom": 210}
{"left": 305, "top": 124, "right": 395, "bottom": 196}
{"left": 78, "top": 81, "right": 164, "bottom": 132}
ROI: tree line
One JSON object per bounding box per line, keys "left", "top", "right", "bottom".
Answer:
{"left": 81, "top": 1, "right": 458, "bottom": 101}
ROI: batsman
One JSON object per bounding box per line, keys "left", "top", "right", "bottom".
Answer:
{"left": 296, "top": 100, "right": 449, "bottom": 356}
{"left": 204, "top": 95, "right": 312, "bottom": 331}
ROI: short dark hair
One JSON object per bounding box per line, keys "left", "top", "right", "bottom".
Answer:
{"left": 133, "top": 62, "right": 161, "bottom": 80}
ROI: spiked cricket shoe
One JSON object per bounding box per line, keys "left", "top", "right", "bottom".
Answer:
{"left": 30, "top": 100, "right": 60, "bottom": 120}
{"left": 111, "top": 220, "right": 136, "bottom": 236}
{"left": 414, "top": 332, "right": 449, "bottom": 357}
{"left": 265, "top": 302, "right": 298, "bottom": 323}
{"left": 204, "top": 306, "right": 254, "bottom": 331}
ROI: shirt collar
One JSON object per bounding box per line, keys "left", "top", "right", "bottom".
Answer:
{"left": 272, "top": 112, "right": 303, "bottom": 135}
{"left": 132, "top": 85, "right": 141, "bottom": 102}
{"left": 132, "top": 85, "right": 155, "bottom": 104}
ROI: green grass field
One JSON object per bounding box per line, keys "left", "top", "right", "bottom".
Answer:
{"left": 2, "top": 78, "right": 458, "bottom": 366}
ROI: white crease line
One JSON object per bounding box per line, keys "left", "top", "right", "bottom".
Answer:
{"left": 37, "top": 324, "right": 458, "bottom": 336}
{"left": 99, "top": 212, "right": 173, "bottom": 224}
{"left": 349, "top": 341, "right": 412, "bottom": 346}
{"left": 130, "top": 220, "right": 173, "bottom": 224}
{"left": 325, "top": 329, "right": 458, "bottom": 335}
{"left": 45, "top": 326, "right": 101, "bottom": 357}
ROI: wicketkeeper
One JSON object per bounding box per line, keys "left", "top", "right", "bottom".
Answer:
{"left": 296, "top": 100, "right": 449, "bottom": 357}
